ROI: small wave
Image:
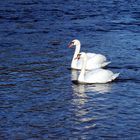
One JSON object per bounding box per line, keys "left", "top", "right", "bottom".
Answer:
{"left": 72, "top": 78, "right": 140, "bottom": 84}
{"left": 108, "top": 65, "right": 140, "bottom": 70}
{"left": 115, "top": 78, "right": 140, "bottom": 83}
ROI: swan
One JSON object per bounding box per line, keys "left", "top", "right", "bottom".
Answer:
{"left": 68, "top": 39, "right": 110, "bottom": 70}
{"left": 75, "top": 52, "right": 119, "bottom": 84}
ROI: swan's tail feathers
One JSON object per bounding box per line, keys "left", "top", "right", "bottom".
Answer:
{"left": 102, "top": 61, "right": 111, "bottom": 67}
{"left": 112, "top": 73, "right": 120, "bottom": 80}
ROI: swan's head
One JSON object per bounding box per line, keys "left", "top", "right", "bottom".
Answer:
{"left": 68, "top": 39, "right": 80, "bottom": 48}
{"left": 75, "top": 52, "right": 86, "bottom": 60}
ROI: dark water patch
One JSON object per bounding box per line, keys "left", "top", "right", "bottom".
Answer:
{"left": 132, "top": 14, "right": 140, "bottom": 19}
{"left": 45, "top": 8, "right": 65, "bottom": 13}
{"left": 64, "top": 11, "right": 75, "bottom": 16}
{"left": 70, "top": 15, "right": 89, "bottom": 20}
{"left": 0, "top": 42, "right": 21, "bottom": 48}
{"left": 16, "top": 23, "right": 35, "bottom": 29}
{"left": 18, "top": 61, "right": 49, "bottom": 66}
{"left": 49, "top": 40, "right": 61, "bottom": 46}
{"left": 115, "top": 78, "right": 140, "bottom": 84}
{"left": 108, "top": 65, "right": 140, "bottom": 71}
{"left": 72, "top": 77, "right": 140, "bottom": 85}
{"left": 95, "top": 28, "right": 110, "bottom": 32}
{"left": 118, "top": 22, "right": 140, "bottom": 26}
{"left": 16, "top": 30, "right": 49, "bottom": 35}
{"left": 72, "top": 80, "right": 117, "bottom": 85}
{"left": 101, "top": 134, "right": 118, "bottom": 139}
{"left": 6, "top": 66, "right": 48, "bottom": 73}
{"left": 135, "top": 48, "right": 140, "bottom": 51}
{"left": 0, "top": 83, "right": 16, "bottom": 87}
{"left": 88, "top": 14, "right": 101, "bottom": 18}
{"left": 13, "top": 2, "right": 39, "bottom": 5}
{"left": 72, "top": 80, "right": 80, "bottom": 85}
{"left": 2, "top": 30, "right": 49, "bottom": 37}
{"left": 0, "top": 15, "right": 5, "bottom": 20}
{"left": 6, "top": 16, "right": 20, "bottom": 21}
{"left": 0, "top": 105, "right": 13, "bottom": 109}
{"left": 0, "top": 66, "right": 9, "bottom": 71}
{"left": 67, "top": 68, "right": 76, "bottom": 70}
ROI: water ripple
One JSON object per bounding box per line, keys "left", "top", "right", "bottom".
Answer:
{"left": 0, "top": 0, "right": 140, "bottom": 139}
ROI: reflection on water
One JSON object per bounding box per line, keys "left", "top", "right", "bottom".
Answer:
{"left": 71, "top": 70, "right": 112, "bottom": 94}
{"left": 71, "top": 74, "right": 97, "bottom": 135}
{"left": 86, "top": 84, "right": 112, "bottom": 93}
{"left": 70, "top": 70, "right": 113, "bottom": 138}
{"left": 71, "top": 69, "right": 79, "bottom": 81}
{"left": 70, "top": 71, "right": 113, "bottom": 139}
{"left": 1, "top": 0, "right": 140, "bottom": 139}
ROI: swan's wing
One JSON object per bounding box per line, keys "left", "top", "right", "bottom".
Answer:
{"left": 85, "top": 54, "right": 107, "bottom": 69}
{"left": 86, "top": 52, "right": 107, "bottom": 63}
{"left": 76, "top": 53, "right": 108, "bottom": 70}
{"left": 76, "top": 52, "right": 96, "bottom": 69}
{"left": 85, "top": 69, "right": 114, "bottom": 83}
{"left": 86, "top": 54, "right": 109, "bottom": 69}
{"left": 86, "top": 53, "right": 96, "bottom": 58}
{"left": 89, "top": 54, "right": 107, "bottom": 63}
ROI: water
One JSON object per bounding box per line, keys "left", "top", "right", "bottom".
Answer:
{"left": 0, "top": 0, "right": 140, "bottom": 139}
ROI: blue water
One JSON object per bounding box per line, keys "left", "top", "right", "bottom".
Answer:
{"left": 0, "top": 0, "right": 140, "bottom": 139}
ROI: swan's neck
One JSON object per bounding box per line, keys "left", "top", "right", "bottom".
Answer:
{"left": 78, "top": 55, "right": 87, "bottom": 82}
{"left": 71, "top": 44, "right": 81, "bottom": 68}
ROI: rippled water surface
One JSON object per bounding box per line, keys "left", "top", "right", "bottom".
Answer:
{"left": 0, "top": 0, "right": 140, "bottom": 139}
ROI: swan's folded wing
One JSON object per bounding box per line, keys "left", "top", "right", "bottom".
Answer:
{"left": 87, "top": 54, "right": 107, "bottom": 64}
{"left": 86, "top": 53, "right": 96, "bottom": 59}
{"left": 85, "top": 69, "right": 114, "bottom": 83}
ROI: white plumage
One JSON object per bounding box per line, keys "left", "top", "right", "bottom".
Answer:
{"left": 68, "top": 39, "right": 110, "bottom": 70}
{"left": 76, "top": 52, "right": 119, "bottom": 84}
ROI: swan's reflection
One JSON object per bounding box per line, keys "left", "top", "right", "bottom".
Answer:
{"left": 86, "top": 84, "right": 111, "bottom": 94}
{"left": 71, "top": 69, "right": 112, "bottom": 118}
{"left": 71, "top": 69, "right": 112, "bottom": 94}
{"left": 71, "top": 69, "right": 79, "bottom": 81}
{"left": 71, "top": 70, "right": 113, "bottom": 132}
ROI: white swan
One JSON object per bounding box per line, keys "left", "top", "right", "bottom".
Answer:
{"left": 75, "top": 52, "right": 119, "bottom": 84}
{"left": 68, "top": 39, "right": 110, "bottom": 70}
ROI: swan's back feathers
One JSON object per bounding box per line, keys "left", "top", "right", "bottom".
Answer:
{"left": 75, "top": 53, "right": 109, "bottom": 70}
{"left": 94, "top": 54, "right": 107, "bottom": 63}
{"left": 84, "top": 69, "right": 118, "bottom": 83}
{"left": 86, "top": 53, "right": 96, "bottom": 58}
{"left": 87, "top": 54, "right": 107, "bottom": 64}
{"left": 86, "top": 55, "right": 109, "bottom": 70}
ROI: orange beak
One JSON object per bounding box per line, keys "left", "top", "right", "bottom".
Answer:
{"left": 68, "top": 42, "right": 74, "bottom": 48}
